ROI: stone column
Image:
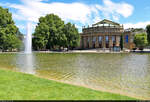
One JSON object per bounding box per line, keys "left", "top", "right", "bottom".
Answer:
{"left": 109, "top": 36, "right": 113, "bottom": 48}
{"left": 89, "top": 36, "right": 93, "bottom": 48}
{"left": 83, "top": 36, "right": 87, "bottom": 48}
{"left": 102, "top": 35, "right": 106, "bottom": 48}
{"left": 95, "top": 36, "right": 99, "bottom": 48}
{"left": 128, "top": 34, "right": 132, "bottom": 50}
{"left": 116, "top": 36, "right": 120, "bottom": 47}
{"left": 80, "top": 36, "right": 83, "bottom": 48}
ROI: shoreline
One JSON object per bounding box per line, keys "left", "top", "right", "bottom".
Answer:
{"left": 0, "top": 49, "right": 130, "bottom": 54}
{"left": 0, "top": 50, "right": 150, "bottom": 54}
{"left": 0, "top": 67, "right": 141, "bottom": 100}
{"left": 0, "top": 68, "right": 137, "bottom": 100}
{"left": 0, "top": 67, "right": 145, "bottom": 100}
{"left": 36, "top": 74, "right": 145, "bottom": 100}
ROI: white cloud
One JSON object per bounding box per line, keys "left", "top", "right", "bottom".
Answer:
{"left": 96, "top": 0, "right": 134, "bottom": 20}
{"left": 0, "top": 0, "right": 134, "bottom": 31}
{"left": 124, "top": 21, "right": 150, "bottom": 29}
{"left": 5, "top": 0, "right": 94, "bottom": 23}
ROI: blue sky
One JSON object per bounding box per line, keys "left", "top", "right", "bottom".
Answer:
{"left": 0, "top": 0, "right": 150, "bottom": 34}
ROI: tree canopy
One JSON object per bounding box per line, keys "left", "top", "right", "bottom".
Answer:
{"left": 0, "top": 6, "right": 22, "bottom": 51}
{"left": 33, "top": 14, "right": 80, "bottom": 51}
{"left": 131, "top": 28, "right": 145, "bottom": 32}
{"left": 63, "top": 23, "right": 80, "bottom": 49}
{"left": 146, "top": 25, "right": 150, "bottom": 44}
{"left": 134, "top": 33, "right": 148, "bottom": 50}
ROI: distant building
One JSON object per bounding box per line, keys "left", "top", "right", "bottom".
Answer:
{"left": 79, "top": 19, "right": 135, "bottom": 50}
{"left": 127, "top": 28, "right": 146, "bottom": 35}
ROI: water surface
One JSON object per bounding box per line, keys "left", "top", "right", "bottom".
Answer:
{"left": 0, "top": 53, "right": 150, "bottom": 99}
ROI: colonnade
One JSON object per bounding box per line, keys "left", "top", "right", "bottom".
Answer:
{"left": 82, "top": 35, "right": 121, "bottom": 49}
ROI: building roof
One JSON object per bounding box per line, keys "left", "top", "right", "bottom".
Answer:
{"left": 92, "top": 19, "right": 121, "bottom": 27}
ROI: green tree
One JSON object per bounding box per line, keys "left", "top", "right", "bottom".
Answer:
{"left": 33, "top": 14, "right": 80, "bottom": 51}
{"left": 146, "top": 25, "right": 150, "bottom": 44}
{"left": 134, "top": 33, "right": 148, "bottom": 50}
{"left": 63, "top": 23, "right": 80, "bottom": 50}
{"left": 16, "top": 30, "right": 24, "bottom": 41}
{"left": 4, "top": 34, "right": 21, "bottom": 51}
{"left": 131, "top": 28, "right": 145, "bottom": 32}
{"left": 0, "top": 6, "right": 22, "bottom": 51}
{"left": 33, "top": 14, "right": 65, "bottom": 50}
{"left": 32, "top": 23, "right": 49, "bottom": 50}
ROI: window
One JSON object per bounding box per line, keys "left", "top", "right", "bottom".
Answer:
{"left": 105, "top": 36, "right": 109, "bottom": 42}
{"left": 112, "top": 36, "right": 115, "bottom": 42}
{"left": 88, "top": 37, "right": 90, "bottom": 42}
{"left": 125, "top": 35, "right": 128, "bottom": 43}
{"left": 118, "top": 36, "right": 121, "bottom": 42}
{"left": 93, "top": 37, "right": 96, "bottom": 42}
{"left": 98, "top": 36, "right": 102, "bottom": 42}
{"left": 105, "top": 36, "right": 109, "bottom": 48}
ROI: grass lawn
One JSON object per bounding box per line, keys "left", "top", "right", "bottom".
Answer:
{"left": 0, "top": 69, "right": 137, "bottom": 100}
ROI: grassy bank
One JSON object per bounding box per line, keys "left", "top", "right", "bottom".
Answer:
{"left": 0, "top": 69, "right": 136, "bottom": 100}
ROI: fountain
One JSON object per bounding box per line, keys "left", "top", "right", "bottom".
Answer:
{"left": 25, "top": 22, "right": 32, "bottom": 54}
{"left": 17, "top": 22, "right": 35, "bottom": 74}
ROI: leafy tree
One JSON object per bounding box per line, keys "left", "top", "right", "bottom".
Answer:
{"left": 146, "top": 25, "right": 150, "bottom": 44}
{"left": 33, "top": 14, "right": 80, "bottom": 51}
{"left": 63, "top": 23, "right": 80, "bottom": 50}
{"left": 16, "top": 30, "right": 24, "bottom": 41}
{"left": 33, "top": 14, "right": 65, "bottom": 50}
{"left": 0, "top": 6, "right": 22, "bottom": 51}
{"left": 131, "top": 28, "right": 145, "bottom": 32}
{"left": 32, "top": 23, "right": 49, "bottom": 50}
{"left": 134, "top": 33, "right": 148, "bottom": 50}
{"left": 4, "top": 34, "right": 21, "bottom": 51}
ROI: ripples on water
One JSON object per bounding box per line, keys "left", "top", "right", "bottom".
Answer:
{"left": 0, "top": 53, "right": 150, "bottom": 99}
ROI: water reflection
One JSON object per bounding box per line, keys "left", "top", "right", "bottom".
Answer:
{"left": 119, "top": 54, "right": 150, "bottom": 98}
{"left": 17, "top": 53, "right": 36, "bottom": 74}
{"left": 0, "top": 53, "right": 150, "bottom": 99}
{"left": 35, "top": 53, "right": 150, "bottom": 99}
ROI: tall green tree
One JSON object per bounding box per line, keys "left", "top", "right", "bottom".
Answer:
{"left": 0, "top": 6, "right": 22, "bottom": 51}
{"left": 63, "top": 23, "right": 80, "bottom": 50}
{"left": 146, "top": 25, "right": 150, "bottom": 44}
{"left": 134, "top": 33, "right": 148, "bottom": 50}
{"left": 33, "top": 14, "right": 80, "bottom": 51}
{"left": 33, "top": 14, "right": 65, "bottom": 50}
{"left": 32, "top": 23, "right": 49, "bottom": 50}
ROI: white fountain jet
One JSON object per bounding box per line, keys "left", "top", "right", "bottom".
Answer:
{"left": 25, "top": 22, "right": 32, "bottom": 54}
{"left": 17, "top": 21, "right": 35, "bottom": 74}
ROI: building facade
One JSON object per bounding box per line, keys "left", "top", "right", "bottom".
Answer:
{"left": 80, "top": 19, "right": 134, "bottom": 50}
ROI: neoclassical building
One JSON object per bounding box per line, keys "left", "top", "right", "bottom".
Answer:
{"left": 80, "top": 19, "right": 134, "bottom": 50}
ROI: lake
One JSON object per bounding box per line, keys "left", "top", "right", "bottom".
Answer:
{"left": 0, "top": 53, "right": 150, "bottom": 99}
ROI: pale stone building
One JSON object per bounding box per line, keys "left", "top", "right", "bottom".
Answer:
{"left": 80, "top": 19, "right": 134, "bottom": 51}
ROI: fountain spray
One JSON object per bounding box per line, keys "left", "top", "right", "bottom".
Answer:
{"left": 25, "top": 22, "right": 32, "bottom": 54}
{"left": 17, "top": 22, "right": 36, "bottom": 74}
